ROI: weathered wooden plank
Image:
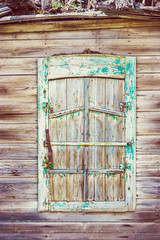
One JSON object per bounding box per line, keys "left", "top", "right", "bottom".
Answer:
{"left": 49, "top": 170, "right": 84, "bottom": 174}
{"left": 0, "top": 200, "right": 37, "bottom": 211}
{"left": 137, "top": 136, "right": 160, "bottom": 155}
{"left": 89, "top": 106, "right": 124, "bottom": 117}
{"left": 0, "top": 222, "right": 159, "bottom": 240}
{"left": 137, "top": 74, "right": 160, "bottom": 90}
{"left": 0, "top": 178, "right": 37, "bottom": 200}
{"left": 0, "top": 19, "right": 160, "bottom": 33}
{"left": 48, "top": 201, "right": 126, "bottom": 212}
{"left": 0, "top": 144, "right": 37, "bottom": 160}
{"left": 0, "top": 87, "right": 36, "bottom": 103}
{"left": 0, "top": 103, "right": 37, "bottom": 124}
{"left": 1, "top": 198, "right": 158, "bottom": 212}
{"left": 137, "top": 177, "right": 160, "bottom": 199}
{"left": 0, "top": 222, "right": 160, "bottom": 240}
{"left": 84, "top": 78, "right": 89, "bottom": 201}
{"left": 94, "top": 78, "right": 105, "bottom": 201}
{"left": 0, "top": 58, "right": 36, "bottom": 75}
{"left": 66, "top": 78, "right": 84, "bottom": 201}
{"left": 137, "top": 155, "right": 160, "bottom": 177}
{"left": 48, "top": 55, "right": 126, "bottom": 80}
{"left": 0, "top": 222, "right": 159, "bottom": 232}
{"left": 137, "top": 199, "right": 160, "bottom": 212}
{"left": 67, "top": 78, "right": 83, "bottom": 201}
{"left": 0, "top": 124, "right": 37, "bottom": 144}
{"left": 105, "top": 79, "right": 125, "bottom": 201}
{"left": 38, "top": 58, "right": 49, "bottom": 211}
{"left": 125, "top": 56, "right": 136, "bottom": 211}
{"left": 137, "top": 91, "right": 160, "bottom": 112}
{"left": 49, "top": 79, "right": 67, "bottom": 169}
{"left": 0, "top": 210, "right": 159, "bottom": 222}
{"left": 0, "top": 39, "right": 160, "bottom": 58}
{"left": 0, "top": 75, "right": 37, "bottom": 89}
{"left": 49, "top": 106, "right": 84, "bottom": 118}
{"left": 0, "top": 27, "right": 160, "bottom": 40}
{"left": 49, "top": 174, "right": 84, "bottom": 202}
{"left": 137, "top": 56, "right": 160, "bottom": 73}
{"left": 49, "top": 169, "right": 123, "bottom": 174}
{"left": 0, "top": 75, "right": 37, "bottom": 124}
{"left": 88, "top": 78, "right": 96, "bottom": 201}
{"left": 0, "top": 38, "right": 159, "bottom": 58}
{"left": 0, "top": 160, "right": 37, "bottom": 178}
{"left": 137, "top": 112, "right": 160, "bottom": 135}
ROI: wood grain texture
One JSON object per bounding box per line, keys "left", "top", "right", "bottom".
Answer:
{"left": 0, "top": 58, "right": 36, "bottom": 75}
{"left": 0, "top": 222, "right": 159, "bottom": 240}
{"left": 0, "top": 27, "right": 160, "bottom": 40}
{"left": 48, "top": 55, "right": 126, "bottom": 79}
{"left": 0, "top": 160, "right": 37, "bottom": 178}
{"left": 0, "top": 18, "right": 160, "bottom": 239}
{"left": 0, "top": 39, "right": 160, "bottom": 57}
{"left": 0, "top": 19, "right": 160, "bottom": 33}
{"left": 38, "top": 58, "right": 49, "bottom": 211}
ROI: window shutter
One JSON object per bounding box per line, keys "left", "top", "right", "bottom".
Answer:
{"left": 38, "top": 55, "right": 136, "bottom": 212}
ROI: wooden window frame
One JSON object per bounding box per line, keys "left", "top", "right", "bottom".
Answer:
{"left": 38, "top": 55, "right": 136, "bottom": 212}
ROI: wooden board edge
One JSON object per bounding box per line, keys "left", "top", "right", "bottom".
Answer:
{"left": 125, "top": 56, "right": 136, "bottom": 211}
{"left": 48, "top": 201, "right": 126, "bottom": 212}
{"left": 1, "top": 18, "right": 160, "bottom": 33}
{"left": 38, "top": 58, "right": 49, "bottom": 212}
{"left": 48, "top": 55, "right": 126, "bottom": 80}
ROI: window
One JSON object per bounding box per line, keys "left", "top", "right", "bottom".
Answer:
{"left": 38, "top": 55, "right": 136, "bottom": 212}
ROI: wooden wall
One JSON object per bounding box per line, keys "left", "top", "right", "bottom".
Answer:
{"left": 0, "top": 18, "right": 160, "bottom": 239}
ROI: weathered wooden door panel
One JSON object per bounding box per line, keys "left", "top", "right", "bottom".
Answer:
{"left": 49, "top": 174, "right": 84, "bottom": 202}
{"left": 38, "top": 55, "right": 136, "bottom": 212}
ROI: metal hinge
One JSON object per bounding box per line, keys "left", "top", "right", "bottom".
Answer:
{"left": 42, "top": 102, "right": 53, "bottom": 113}
{"left": 120, "top": 102, "right": 131, "bottom": 109}
{"left": 44, "top": 129, "right": 53, "bottom": 167}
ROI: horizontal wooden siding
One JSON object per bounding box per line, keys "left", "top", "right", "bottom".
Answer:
{"left": 0, "top": 19, "right": 160, "bottom": 239}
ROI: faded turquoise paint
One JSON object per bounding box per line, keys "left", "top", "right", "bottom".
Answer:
{"left": 48, "top": 55, "right": 126, "bottom": 80}
{"left": 124, "top": 57, "right": 136, "bottom": 211}
{"left": 48, "top": 201, "right": 126, "bottom": 212}
{"left": 38, "top": 57, "right": 50, "bottom": 211}
{"left": 89, "top": 56, "right": 125, "bottom": 65}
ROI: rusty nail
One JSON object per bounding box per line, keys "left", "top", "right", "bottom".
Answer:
{"left": 127, "top": 142, "right": 133, "bottom": 146}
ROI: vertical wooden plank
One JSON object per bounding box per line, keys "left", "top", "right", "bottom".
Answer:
{"left": 88, "top": 78, "right": 95, "bottom": 201}
{"left": 84, "top": 78, "right": 89, "bottom": 201}
{"left": 88, "top": 78, "right": 106, "bottom": 201}
{"left": 105, "top": 79, "right": 125, "bottom": 201}
{"left": 66, "top": 78, "right": 84, "bottom": 201}
{"left": 94, "top": 78, "right": 106, "bottom": 201}
{"left": 66, "top": 78, "right": 84, "bottom": 170}
{"left": 125, "top": 57, "right": 136, "bottom": 211}
{"left": 49, "top": 79, "right": 67, "bottom": 169}
{"left": 49, "top": 79, "right": 67, "bottom": 201}
{"left": 38, "top": 58, "right": 49, "bottom": 211}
